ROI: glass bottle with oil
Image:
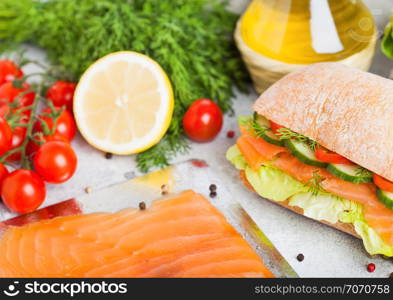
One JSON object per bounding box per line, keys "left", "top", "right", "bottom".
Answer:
{"left": 235, "top": 0, "right": 377, "bottom": 92}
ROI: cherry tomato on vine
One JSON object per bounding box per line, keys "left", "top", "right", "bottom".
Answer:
{"left": 1, "top": 169, "right": 46, "bottom": 214}
{"left": 6, "top": 122, "right": 27, "bottom": 162}
{"left": 26, "top": 132, "right": 67, "bottom": 157}
{"left": 0, "top": 82, "right": 35, "bottom": 117}
{"left": 0, "top": 117, "right": 12, "bottom": 156}
{"left": 0, "top": 163, "right": 9, "bottom": 187}
{"left": 34, "top": 108, "right": 76, "bottom": 142}
{"left": 33, "top": 141, "right": 77, "bottom": 184}
{"left": 182, "top": 98, "right": 223, "bottom": 142}
{"left": 0, "top": 60, "right": 24, "bottom": 85}
{"left": 46, "top": 81, "right": 76, "bottom": 111}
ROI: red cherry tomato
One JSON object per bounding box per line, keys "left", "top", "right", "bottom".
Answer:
{"left": 46, "top": 81, "right": 76, "bottom": 111}
{"left": 33, "top": 141, "right": 77, "bottom": 184}
{"left": 34, "top": 108, "right": 76, "bottom": 142}
{"left": 1, "top": 169, "right": 46, "bottom": 214}
{"left": 0, "top": 163, "right": 9, "bottom": 187}
{"left": 0, "top": 82, "right": 35, "bottom": 117}
{"left": 0, "top": 117, "right": 12, "bottom": 156}
{"left": 315, "top": 146, "right": 352, "bottom": 165}
{"left": 26, "top": 133, "right": 67, "bottom": 157}
{"left": 373, "top": 174, "right": 393, "bottom": 193}
{"left": 183, "top": 98, "right": 223, "bottom": 142}
{"left": 0, "top": 60, "right": 23, "bottom": 85}
{"left": 269, "top": 121, "right": 285, "bottom": 134}
{"left": 6, "top": 122, "right": 27, "bottom": 162}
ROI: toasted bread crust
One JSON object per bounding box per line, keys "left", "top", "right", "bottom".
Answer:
{"left": 239, "top": 171, "right": 360, "bottom": 239}
{"left": 253, "top": 63, "right": 393, "bottom": 181}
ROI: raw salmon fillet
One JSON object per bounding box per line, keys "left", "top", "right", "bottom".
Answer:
{"left": 0, "top": 190, "right": 273, "bottom": 278}
{"left": 237, "top": 134, "right": 393, "bottom": 246}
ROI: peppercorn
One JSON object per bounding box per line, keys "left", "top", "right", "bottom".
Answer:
{"left": 139, "top": 201, "right": 146, "bottom": 210}
{"left": 209, "top": 191, "right": 217, "bottom": 198}
{"left": 209, "top": 184, "right": 217, "bottom": 192}
{"left": 105, "top": 152, "right": 113, "bottom": 159}
{"left": 296, "top": 254, "right": 304, "bottom": 262}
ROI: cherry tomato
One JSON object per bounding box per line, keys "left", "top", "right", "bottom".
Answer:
{"left": 0, "top": 60, "right": 23, "bottom": 85}
{"left": 0, "top": 163, "right": 9, "bottom": 187}
{"left": 33, "top": 141, "right": 77, "bottom": 184}
{"left": 0, "top": 82, "right": 35, "bottom": 117}
{"left": 315, "top": 146, "right": 352, "bottom": 165}
{"left": 46, "top": 81, "right": 76, "bottom": 111}
{"left": 34, "top": 108, "right": 76, "bottom": 142}
{"left": 373, "top": 174, "right": 393, "bottom": 193}
{"left": 0, "top": 117, "right": 12, "bottom": 156}
{"left": 269, "top": 121, "right": 285, "bottom": 135}
{"left": 26, "top": 133, "right": 67, "bottom": 157}
{"left": 183, "top": 99, "right": 223, "bottom": 142}
{"left": 1, "top": 169, "right": 46, "bottom": 214}
{"left": 6, "top": 122, "right": 27, "bottom": 162}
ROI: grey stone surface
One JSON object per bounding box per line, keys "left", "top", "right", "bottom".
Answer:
{"left": 0, "top": 0, "right": 392, "bottom": 277}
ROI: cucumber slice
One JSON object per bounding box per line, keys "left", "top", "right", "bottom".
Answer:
{"left": 284, "top": 139, "right": 327, "bottom": 168}
{"left": 253, "top": 112, "right": 269, "bottom": 127}
{"left": 327, "top": 163, "right": 373, "bottom": 183}
{"left": 376, "top": 188, "right": 393, "bottom": 210}
{"left": 253, "top": 113, "right": 284, "bottom": 146}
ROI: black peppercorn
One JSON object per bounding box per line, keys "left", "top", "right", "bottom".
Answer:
{"left": 139, "top": 201, "right": 146, "bottom": 210}
{"left": 296, "top": 254, "right": 304, "bottom": 262}
{"left": 105, "top": 152, "right": 113, "bottom": 159}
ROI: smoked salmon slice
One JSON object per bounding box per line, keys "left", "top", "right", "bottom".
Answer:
{"left": 0, "top": 190, "right": 273, "bottom": 278}
{"left": 237, "top": 133, "right": 393, "bottom": 246}
{"left": 237, "top": 131, "right": 287, "bottom": 170}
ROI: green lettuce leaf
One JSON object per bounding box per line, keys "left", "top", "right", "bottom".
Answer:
{"left": 353, "top": 221, "right": 393, "bottom": 256}
{"left": 245, "top": 166, "right": 306, "bottom": 202}
{"left": 225, "top": 145, "right": 247, "bottom": 170}
{"left": 290, "top": 192, "right": 393, "bottom": 256}
{"left": 226, "top": 145, "right": 393, "bottom": 256}
{"left": 289, "top": 192, "right": 355, "bottom": 224}
{"left": 340, "top": 206, "right": 393, "bottom": 256}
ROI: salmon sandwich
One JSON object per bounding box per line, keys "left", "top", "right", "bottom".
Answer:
{"left": 227, "top": 63, "right": 393, "bottom": 257}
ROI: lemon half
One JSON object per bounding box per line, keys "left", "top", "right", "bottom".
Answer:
{"left": 74, "top": 51, "right": 174, "bottom": 154}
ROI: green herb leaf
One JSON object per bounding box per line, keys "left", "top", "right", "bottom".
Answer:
{"left": 0, "top": 0, "right": 250, "bottom": 172}
{"left": 355, "top": 167, "right": 373, "bottom": 178}
{"left": 305, "top": 170, "right": 326, "bottom": 196}
{"left": 241, "top": 118, "right": 270, "bottom": 139}
{"left": 277, "top": 127, "right": 319, "bottom": 150}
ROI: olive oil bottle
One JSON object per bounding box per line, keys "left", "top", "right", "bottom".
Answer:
{"left": 236, "top": 0, "right": 377, "bottom": 92}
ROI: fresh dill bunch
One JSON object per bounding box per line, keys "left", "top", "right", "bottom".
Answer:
{"left": 277, "top": 128, "right": 309, "bottom": 143}
{"left": 355, "top": 167, "right": 373, "bottom": 178}
{"left": 0, "top": 0, "right": 250, "bottom": 172}
{"left": 240, "top": 117, "right": 270, "bottom": 138}
{"left": 277, "top": 128, "right": 319, "bottom": 151}
{"left": 305, "top": 171, "right": 326, "bottom": 196}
